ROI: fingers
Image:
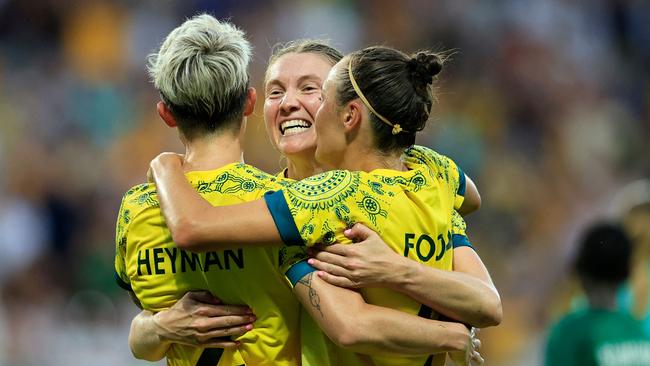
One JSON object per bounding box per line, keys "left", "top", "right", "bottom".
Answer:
{"left": 472, "top": 337, "right": 481, "bottom": 351}
{"left": 308, "top": 256, "right": 361, "bottom": 287}
{"left": 201, "top": 339, "right": 240, "bottom": 348}
{"left": 314, "top": 243, "right": 349, "bottom": 256}
{"left": 187, "top": 290, "right": 221, "bottom": 305}
{"left": 343, "top": 223, "right": 376, "bottom": 242}
{"left": 470, "top": 350, "right": 484, "bottom": 365}
{"left": 197, "top": 304, "right": 254, "bottom": 317}
{"left": 308, "top": 255, "right": 349, "bottom": 274}
{"left": 315, "top": 271, "right": 358, "bottom": 288}
{"left": 201, "top": 324, "right": 253, "bottom": 341}
{"left": 151, "top": 152, "right": 184, "bottom": 170}
{"left": 187, "top": 315, "right": 255, "bottom": 347}
{"left": 470, "top": 327, "right": 483, "bottom": 365}
{"left": 195, "top": 314, "right": 256, "bottom": 332}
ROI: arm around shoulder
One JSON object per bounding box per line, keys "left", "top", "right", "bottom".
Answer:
{"left": 149, "top": 153, "right": 283, "bottom": 251}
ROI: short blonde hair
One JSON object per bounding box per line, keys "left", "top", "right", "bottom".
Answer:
{"left": 147, "top": 14, "right": 251, "bottom": 137}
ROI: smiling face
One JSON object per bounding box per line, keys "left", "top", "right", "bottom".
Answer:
{"left": 264, "top": 52, "right": 333, "bottom": 156}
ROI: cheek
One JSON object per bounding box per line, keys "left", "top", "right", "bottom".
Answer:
{"left": 263, "top": 101, "right": 278, "bottom": 135}
{"left": 315, "top": 115, "right": 337, "bottom": 147}
{"left": 304, "top": 94, "right": 323, "bottom": 116}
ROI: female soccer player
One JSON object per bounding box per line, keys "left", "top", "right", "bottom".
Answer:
{"left": 148, "top": 45, "right": 499, "bottom": 365}
{"left": 126, "top": 38, "right": 488, "bottom": 366}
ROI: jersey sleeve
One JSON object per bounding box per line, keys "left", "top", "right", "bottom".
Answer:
{"left": 278, "top": 246, "right": 316, "bottom": 288}
{"left": 403, "top": 145, "right": 466, "bottom": 210}
{"left": 264, "top": 170, "right": 378, "bottom": 247}
{"left": 454, "top": 164, "right": 466, "bottom": 210}
{"left": 451, "top": 210, "right": 473, "bottom": 250}
{"left": 114, "top": 196, "right": 132, "bottom": 292}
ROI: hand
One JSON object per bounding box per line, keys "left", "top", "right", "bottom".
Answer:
{"left": 153, "top": 291, "right": 255, "bottom": 348}
{"left": 307, "top": 223, "right": 410, "bottom": 289}
{"left": 148, "top": 152, "right": 184, "bottom": 182}
{"left": 448, "top": 327, "right": 484, "bottom": 365}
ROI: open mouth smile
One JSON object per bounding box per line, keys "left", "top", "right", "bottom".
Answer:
{"left": 280, "top": 119, "right": 312, "bottom": 136}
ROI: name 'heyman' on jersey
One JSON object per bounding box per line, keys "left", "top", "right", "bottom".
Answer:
{"left": 136, "top": 247, "right": 244, "bottom": 275}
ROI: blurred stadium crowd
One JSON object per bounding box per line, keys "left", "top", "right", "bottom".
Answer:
{"left": 0, "top": 0, "right": 648, "bottom": 365}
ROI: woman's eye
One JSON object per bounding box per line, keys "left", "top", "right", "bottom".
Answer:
{"left": 302, "top": 85, "right": 319, "bottom": 92}
{"left": 267, "top": 90, "right": 283, "bottom": 98}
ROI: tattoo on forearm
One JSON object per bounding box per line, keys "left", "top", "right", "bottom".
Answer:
{"left": 298, "top": 273, "right": 323, "bottom": 318}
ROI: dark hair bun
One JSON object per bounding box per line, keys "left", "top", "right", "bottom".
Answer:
{"left": 407, "top": 52, "right": 442, "bottom": 87}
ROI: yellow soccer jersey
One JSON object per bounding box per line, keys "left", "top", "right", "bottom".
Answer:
{"left": 264, "top": 145, "right": 467, "bottom": 366}
{"left": 115, "top": 163, "right": 302, "bottom": 366}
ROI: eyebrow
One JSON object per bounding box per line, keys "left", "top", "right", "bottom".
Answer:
{"left": 265, "top": 74, "right": 323, "bottom": 90}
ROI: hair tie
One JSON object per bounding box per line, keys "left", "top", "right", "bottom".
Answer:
{"left": 348, "top": 60, "right": 406, "bottom": 135}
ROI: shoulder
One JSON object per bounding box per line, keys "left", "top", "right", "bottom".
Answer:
{"left": 404, "top": 145, "right": 464, "bottom": 192}
{"left": 118, "top": 183, "right": 159, "bottom": 219}
{"left": 285, "top": 170, "right": 362, "bottom": 204}
{"left": 116, "top": 183, "right": 159, "bottom": 242}
{"left": 285, "top": 169, "right": 401, "bottom": 204}
{"left": 404, "top": 145, "right": 460, "bottom": 176}
{"left": 197, "top": 163, "right": 291, "bottom": 194}
{"left": 403, "top": 145, "right": 450, "bottom": 167}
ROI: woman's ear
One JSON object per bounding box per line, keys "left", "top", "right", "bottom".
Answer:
{"left": 243, "top": 87, "right": 257, "bottom": 117}
{"left": 157, "top": 101, "right": 177, "bottom": 128}
{"left": 343, "top": 100, "right": 363, "bottom": 132}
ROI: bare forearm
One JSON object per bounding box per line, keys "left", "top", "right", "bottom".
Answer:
{"left": 395, "top": 249, "right": 502, "bottom": 327}
{"left": 399, "top": 266, "right": 500, "bottom": 327}
{"left": 294, "top": 273, "right": 468, "bottom": 356}
{"left": 151, "top": 159, "right": 283, "bottom": 250}
{"left": 129, "top": 310, "right": 170, "bottom": 361}
{"left": 347, "top": 306, "right": 470, "bottom": 356}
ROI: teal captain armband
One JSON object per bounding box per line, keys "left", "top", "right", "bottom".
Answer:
{"left": 285, "top": 260, "right": 316, "bottom": 287}
{"left": 264, "top": 190, "right": 304, "bottom": 246}
{"left": 452, "top": 234, "right": 474, "bottom": 250}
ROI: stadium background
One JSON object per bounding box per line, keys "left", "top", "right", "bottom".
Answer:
{"left": 0, "top": 0, "right": 648, "bottom": 365}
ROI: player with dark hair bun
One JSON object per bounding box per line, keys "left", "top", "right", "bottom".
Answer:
{"left": 331, "top": 47, "right": 444, "bottom": 152}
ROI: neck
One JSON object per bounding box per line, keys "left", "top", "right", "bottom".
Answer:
{"left": 337, "top": 143, "right": 405, "bottom": 172}
{"left": 181, "top": 132, "right": 244, "bottom": 173}
{"left": 285, "top": 149, "right": 322, "bottom": 180}
{"left": 583, "top": 280, "right": 619, "bottom": 310}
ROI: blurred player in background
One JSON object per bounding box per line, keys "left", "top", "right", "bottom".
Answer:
{"left": 615, "top": 180, "right": 650, "bottom": 336}
{"left": 545, "top": 222, "right": 650, "bottom": 365}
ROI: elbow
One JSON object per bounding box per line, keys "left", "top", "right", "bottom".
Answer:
{"left": 128, "top": 338, "right": 164, "bottom": 362}
{"left": 475, "top": 295, "right": 503, "bottom": 328}
{"left": 328, "top": 313, "right": 378, "bottom": 351}
{"left": 170, "top": 218, "right": 203, "bottom": 251}
{"left": 129, "top": 348, "right": 164, "bottom": 362}
{"left": 460, "top": 193, "right": 481, "bottom": 216}
{"left": 331, "top": 323, "right": 369, "bottom": 350}
{"left": 488, "top": 299, "right": 503, "bottom": 327}
{"left": 470, "top": 192, "right": 482, "bottom": 212}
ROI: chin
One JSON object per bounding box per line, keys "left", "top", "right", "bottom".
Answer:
{"left": 278, "top": 135, "right": 316, "bottom": 156}
{"left": 281, "top": 143, "right": 316, "bottom": 156}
